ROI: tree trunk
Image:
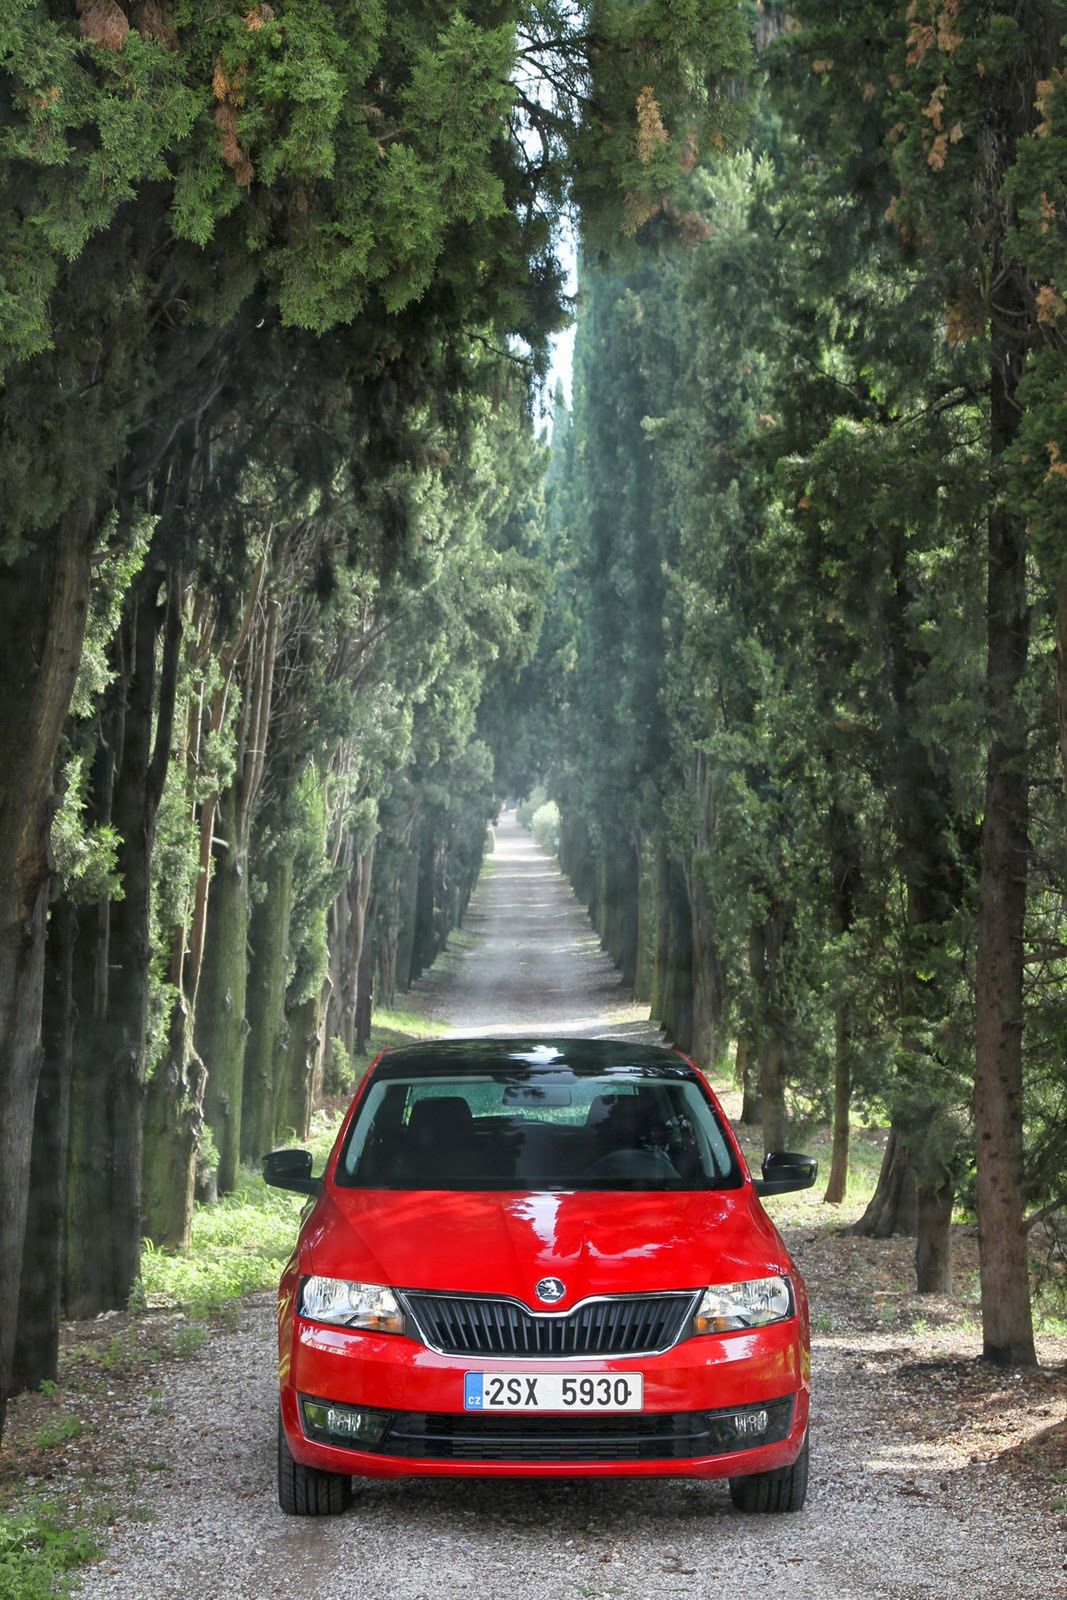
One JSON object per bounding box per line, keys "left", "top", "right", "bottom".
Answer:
{"left": 355, "top": 897, "right": 376, "bottom": 1057}
{"left": 142, "top": 997, "right": 205, "bottom": 1249}
{"left": 275, "top": 990, "right": 320, "bottom": 1143}
{"left": 198, "top": 785, "right": 251, "bottom": 1194}
{"left": 616, "top": 848, "right": 639, "bottom": 990}
{"left": 973, "top": 296, "right": 1035, "bottom": 1364}
{"left": 824, "top": 799, "right": 859, "bottom": 1204}
{"left": 758, "top": 1038, "right": 788, "bottom": 1154}
{"left": 633, "top": 836, "right": 652, "bottom": 1004}
{"left": 1056, "top": 565, "right": 1067, "bottom": 799}
{"left": 241, "top": 846, "right": 295, "bottom": 1164}
{"left": 379, "top": 916, "right": 399, "bottom": 1008}
{"left": 823, "top": 1013, "right": 851, "bottom": 1204}
{"left": 915, "top": 1175, "right": 953, "bottom": 1295}
{"left": 12, "top": 903, "right": 75, "bottom": 1394}
{"left": 410, "top": 823, "right": 437, "bottom": 982}
{"left": 689, "top": 869, "right": 725, "bottom": 1071}
{"left": 0, "top": 513, "right": 94, "bottom": 1437}
{"left": 335, "top": 841, "right": 373, "bottom": 1057}
{"left": 595, "top": 857, "right": 608, "bottom": 946}
{"left": 321, "top": 835, "right": 353, "bottom": 1062}
{"left": 347, "top": 842, "right": 375, "bottom": 1045}
{"left": 62, "top": 901, "right": 112, "bottom": 1316}
{"left": 881, "top": 515, "right": 966, "bottom": 1291}
{"left": 395, "top": 846, "right": 420, "bottom": 991}
{"left": 652, "top": 838, "right": 668, "bottom": 1024}
{"left": 198, "top": 599, "right": 276, "bottom": 1194}
{"left": 736, "top": 1035, "right": 760, "bottom": 1126}
{"left": 65, "top": 566, "right": 181, "bottom": 1318}
{"left": 664, "top": 859, "right": 693, "bottom": 1052}
{"left": 748, "top": 909, "right": 790, "bottom": 1155}
{"left": 337, "top": 871, "right": 360, "bottom": 1058}
{"left": 142, "top": 609, "right": 218, "bottom": 1250}
{"left": 852, "top": 1122, "right": 918, "bottom": 1238}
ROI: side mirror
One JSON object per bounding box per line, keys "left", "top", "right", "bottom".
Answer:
{"left": 262, "top": 1147, "right": 321, "bottom": 1197}
{"left": 753, "top": 1150, "right": 818, "bottom": 1197}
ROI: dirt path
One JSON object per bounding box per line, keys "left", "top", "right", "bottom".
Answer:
{"left": 77, "top": 813, "right": 1065, "bottom": 1600}
{"left": 440, "top": 810, "right": 658, "bottom": 1039}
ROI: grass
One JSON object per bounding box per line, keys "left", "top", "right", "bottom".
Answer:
{"left": 32, "top": 1415, "right": 85, "bottom": 1450}
{"left": 704, "top": 1059, "right": 890, "bottom": 1232}
{"left": 139, "top": 1000, "right": 447, "bottom": 1319}
{"left": 346, "top": 1000, "right": 452, "bottom": 1083}
{"left": 0, "top": 1500, "right": 102, "bottom": 1600}
{"left": 140, "top": 1170, "right": 313, "bottom": 1318}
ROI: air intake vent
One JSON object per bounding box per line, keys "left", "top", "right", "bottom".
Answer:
{"left": 379, "top": 1399, "right": 795, "bottom": 1463}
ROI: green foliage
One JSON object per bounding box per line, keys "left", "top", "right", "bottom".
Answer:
{"left": 517, "top": 783, "right": 550, "bottom": 829}
{"left": 50, "top": 756, "right": 122, "bottom": 905}
{"left": 171, "top": 1322, "right": 208, "bottom": 1359}
{"left": 68, "top": 515, "right": 153, "bottom": 721}
{"left": 0, "top": 1500, "right": 101, "bottom": 1600}
{"left": 140, "top": 1168, "right": 310, "bottom": 1318}
{"left": 195, "top": 1124, "right": 220, "bottom": 1187}
{"left": 32, "top": 1413, "right": 85, "bottom": 1450}
{"left": 531, "top": 799, "right": 561, "bottom": 856}
{"left": 523, "top": 2, "right": 1066, "bottom": 1294}
{"left": 323, "top": 1036, "right": 354, "bottom": 1098}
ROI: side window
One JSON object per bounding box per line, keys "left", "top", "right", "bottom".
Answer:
{"left": 695, "top": 1095, "right": 733, "bottom": 1178}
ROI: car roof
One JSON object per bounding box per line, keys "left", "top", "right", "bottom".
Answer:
{"left": 371, "top": 1036, "right": 697, "bottom": 1081}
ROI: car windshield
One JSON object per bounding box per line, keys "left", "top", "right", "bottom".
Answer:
{"left": 336, "top": 1065, "right": 741, "bottom": 1191}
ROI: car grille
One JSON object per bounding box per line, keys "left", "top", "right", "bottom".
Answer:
{"left": 401, "top": 1292, "right": 699, "bottom": 1357}
{"left": 379, "top": 1400, "right": 795, "bottom": 1464}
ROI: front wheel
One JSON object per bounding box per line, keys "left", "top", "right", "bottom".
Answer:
{"left": 277, "top": 1411, "right": 354, "bottom": 1516}
{"left": 729, "top": 1434, "right": 809, "bottom": 1513}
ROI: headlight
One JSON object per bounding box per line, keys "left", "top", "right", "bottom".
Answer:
{"left": 693, "top": 1276, "right": 793, "bottom": 1335}
{"left": 300, "top": 1277, "right": 405, "bottom": 1334}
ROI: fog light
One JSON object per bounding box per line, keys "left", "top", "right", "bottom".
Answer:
{"left": 702, "top": 1397, "right": 793, "bottom": 1452}
{"left": 301, "top": 1397, "right": 392, "bottom": 1448}
{"left": 733, "top": 1408, "right": 768, "bottom": 1439}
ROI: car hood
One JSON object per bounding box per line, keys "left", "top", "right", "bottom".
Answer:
{"left": 304, "top": 1186, "right": 785, "bottom": 1306}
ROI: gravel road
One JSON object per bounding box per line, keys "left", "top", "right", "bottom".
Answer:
{"left": 80, "top": 812, "right": 1066, "bottom": 1600}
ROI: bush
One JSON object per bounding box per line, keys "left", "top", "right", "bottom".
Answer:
{"left": 195, "top": 1124, "right": 220, "bottom": 1190}
{"left": 0, "top": 1502, "right": 101, "bottom": 1600}
{"left": 531, "top": 799, "right": 560, "bottom": 857}
{"left": 516, "top": 783, "right": 548, "bottom": 829}
{"left": 323, "top": 1035, "right": 353, "bottom": 1097}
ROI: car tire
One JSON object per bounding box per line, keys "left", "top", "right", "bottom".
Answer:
{"left": 277, "top": 1411, "right": 354, "bottom": 1516}
{"left": 728, "top": 1434, "right": 809, "bottom": 1513}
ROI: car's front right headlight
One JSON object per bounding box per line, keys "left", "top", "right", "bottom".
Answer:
{"left": 300, "top": 1276, "right": 405, "bottom": 1334}
{"left": 692, "top": 1276, "right": 793, "bottom": 1335}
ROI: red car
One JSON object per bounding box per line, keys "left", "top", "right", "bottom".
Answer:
{"left": 265, "top": 1037, "right": 815, "bottom": 1515}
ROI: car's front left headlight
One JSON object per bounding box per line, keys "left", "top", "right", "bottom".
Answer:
{"left": 693, "top": 1276, "right": 793, "bottom": 1335}
{"left": 300, "top": 1276, "right": 405, "bottom": 1334}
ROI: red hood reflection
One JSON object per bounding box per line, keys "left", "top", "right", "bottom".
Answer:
{"left": 304, "top": 1186, "right": 786, "bottom": 1306}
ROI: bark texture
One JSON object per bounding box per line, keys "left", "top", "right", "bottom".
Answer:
{"left": 141, "top": 997, "right": 205, "bottom": 1249}
{"left": 12, "top": 904, "right": 75, "bottom": 1393}
{"left": 198, "top": 600, "right": 276, "bottom": 1193}
{"left": 749, "top": 908, "right": 791, "bottom": 1155}
{"left": 853, "top": 1123, "right": 919, "bottom": 1239}
{"left": 824, "top": 800, "right": 859, "bottom": 1204}
{"left": 973, "top": 306, "right": 1035, "bottom": 1363}
{"left": 241, "top": 847, "right": 295, "bottom": 1163}
{"left": 0, "top": 515, "right": 93, "bottom": 1435}
{"left": 65, "top": 566, "right": 181, "bottom": 1318}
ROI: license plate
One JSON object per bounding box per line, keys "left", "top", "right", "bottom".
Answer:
{"left": 464, "top": 1373, "right": 643, "bottom": 1412}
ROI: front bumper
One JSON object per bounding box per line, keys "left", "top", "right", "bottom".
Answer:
{"left": 281, "top": 1314, "right": 809, "bottom": 1480}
